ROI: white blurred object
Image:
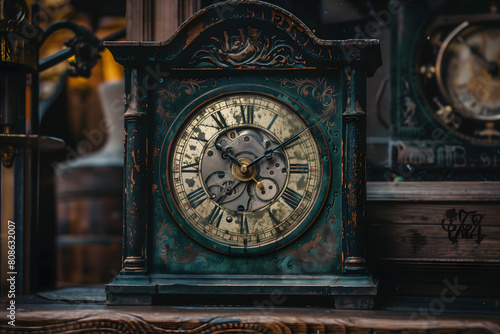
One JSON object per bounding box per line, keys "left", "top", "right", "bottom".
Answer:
{"left": 59, "top": 80, "right": 124, "bottom": 170}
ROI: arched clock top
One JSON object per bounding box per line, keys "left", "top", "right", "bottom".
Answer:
{"left": 105, "top": 0, "right": 381, "bottom": 75}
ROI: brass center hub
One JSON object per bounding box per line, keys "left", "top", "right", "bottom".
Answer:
{"left": 232, "top": 158, "right": 257, "bottom": 182}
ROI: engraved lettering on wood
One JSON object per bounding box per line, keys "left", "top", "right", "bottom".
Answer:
{"left": 441, "top": 208, "right": 487, "bottom": 245}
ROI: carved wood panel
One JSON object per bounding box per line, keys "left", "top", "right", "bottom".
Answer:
{"left": 1, "top": 308, "right": 499, "bottom": 333}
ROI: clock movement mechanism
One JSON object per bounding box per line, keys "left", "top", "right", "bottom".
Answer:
{"left": 168, "top": 94, "right": 323, "bottom": 255}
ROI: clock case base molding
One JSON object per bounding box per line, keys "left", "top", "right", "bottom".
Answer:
{"left": 104, "top": 0, "right": 382, "bottom": 309}
{"left": 106, "top": 274, "right": 377, "bottom": 309}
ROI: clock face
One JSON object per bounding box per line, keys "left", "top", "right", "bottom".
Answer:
{"left": 167, "top": 94, "right": 323, "bottom": 255}
{"left": 416, "top": 20, "right": 500, "bottom": 145}
{"left": 437, "top": 25, "right": 500, "bottom": 121}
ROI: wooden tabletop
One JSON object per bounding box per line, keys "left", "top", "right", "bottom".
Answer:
{"left": 1, "top": 287, "right": 499, "bottom": 334}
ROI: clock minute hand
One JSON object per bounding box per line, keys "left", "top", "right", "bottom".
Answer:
{"left": 247, "top": 123, "right": 316, "bottom": 168}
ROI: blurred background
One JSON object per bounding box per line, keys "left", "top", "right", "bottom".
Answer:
{"left": 1, "top": 0, "right": 499, "bottom": 307}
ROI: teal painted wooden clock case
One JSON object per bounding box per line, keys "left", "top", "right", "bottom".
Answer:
{"left": 105, "top": 0, "right": 381, "bottom": 308}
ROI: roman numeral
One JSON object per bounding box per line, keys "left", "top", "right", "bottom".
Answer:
{"left": 190, "top": 129, "right": 208, "bottom": 143}
{"left": 211, "top": 111, "right": 228, "bottom": 130}
{"left": 267, "top": 114, "right": 278, "bottom": 130}
{"left": 240, "top": 105, "right": 254, "bottom": 124}
{"left": 190, "top": 135, "right": 208, "bottom": 143}
{"left": 304, "top": 190, "right": 313, "bottom": 201}
{"left": 282, "top": 187, "right": 302, "bottom": 209}
{"left": 206, "top": 205, "right": 223, "bottom": 228}
{"left": 186, "top": 188, "right": 207, "bottom": 208}
{"left": 289, "top": 163, "right": 309, "bottom": 174}
{"left": 239, "top": 214, "right": 249, "bottom": 234}
{"left": 181, "top": 162, "right": 199, "bottom": 173}
{"left": 267, "top": 208, "right": 281, "bottom": 233}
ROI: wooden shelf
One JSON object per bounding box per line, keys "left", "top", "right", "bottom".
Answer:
{"left": 367, "top": 181, "right": 500, "bottom": 202}
{"left": 1, "top": 288, "right": 499, "bottom": 334}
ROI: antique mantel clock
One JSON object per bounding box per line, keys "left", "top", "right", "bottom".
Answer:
{"left": 105, "top": 0, "right": 381, "bottom": 308}
{"left": 391, "top": 0, "right": 500, "bottom": 179}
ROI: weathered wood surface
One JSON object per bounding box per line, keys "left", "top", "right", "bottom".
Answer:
{"left": 366, "top": 182, "right": 500, "bottom": 263}
{"left": 56, "top": 166, "right": 123, "bottom": 286}
{"left": 126, "top": 0, "right": 200, "bottom": 41}
{"left": 366, "top": 200, "right": 500, "bottom": 262}
{"left": 1, "top": 301, "right": 499, "bottom": 334}
{"left": 366, "top": 182, "right": 500, "bottom": 300}
{"left": 367, "top": 182, "right": 500, "bottom": 201}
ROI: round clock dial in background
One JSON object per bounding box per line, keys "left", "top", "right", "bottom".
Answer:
{"left": 416, "top": 18, "right": 500, "bottom": 145}
{"left": 437, "top": 23, "right": 500, "bottom": 121}
{"left": 166, "top": 94, "right": 323, "bottom": 255}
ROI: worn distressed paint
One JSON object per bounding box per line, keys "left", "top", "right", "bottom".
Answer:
{"left": 105, "top": 0, "right": 381, "bottom": 307}
{"left": 342, "top": 66, "right": 367, "bottom": 275}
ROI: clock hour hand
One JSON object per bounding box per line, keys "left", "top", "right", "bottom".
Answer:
{"left": 247, "top": 123, "right": 316, "bottom": 168}
{"left": 215, "top": 143, "right": 242, "bottom": 167}
{"left": 458, "top": 36, "right": 499, "bottom": 76}
{"left": 470, "top": 47, "right": 499, "bottom": 76}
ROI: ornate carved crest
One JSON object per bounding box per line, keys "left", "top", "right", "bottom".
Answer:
{"left": 190, "top": 27, "right": 306, "bottom": 68}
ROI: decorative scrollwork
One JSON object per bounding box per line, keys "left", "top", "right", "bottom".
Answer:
{"left": 281, "top": 223, "right": 338, "bottom": 269}
{"left": 156, "top": 219, "right": 225, "bottom": 267}
{"left": 280, "top": 78, "right": 337, "bottom": 126}
{"left": 156, "top": 219, "right": 172, "bottom": 262}
{"left": 326, "top": 198, "right": 337, "bottom": 225}
{"left": 190, "top": 27, "right": 306, "bottom": 68}
{"left": 0, "top": 313, "right": 277, "bottom": 334}
{"left": 173, "top": 245, "right": 210, "bottom": 266}
{"left": 157, "top": 79, "right": 209, "bottom": 130}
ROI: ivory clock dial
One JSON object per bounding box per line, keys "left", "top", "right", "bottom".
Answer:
{"left": 417, "top": 21, "right": 500, "bottom": 145}
{"left": 438, "top": 25, "right": 500, "bottom": 121}
{"left": 169, "top": 94, "right": 322, "bottom": 254}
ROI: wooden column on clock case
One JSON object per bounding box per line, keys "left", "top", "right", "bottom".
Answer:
{"left": 106, "top": 65, "right": 155, "bottom": 305}
{"left": 108, "top": 0, "right": 202, "bottom": 305}
{"left": 122, "top": 67, "right": 148, "bottom": 275}
{"left": 342, "top": 65, "right": 368, "bottom": 275}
